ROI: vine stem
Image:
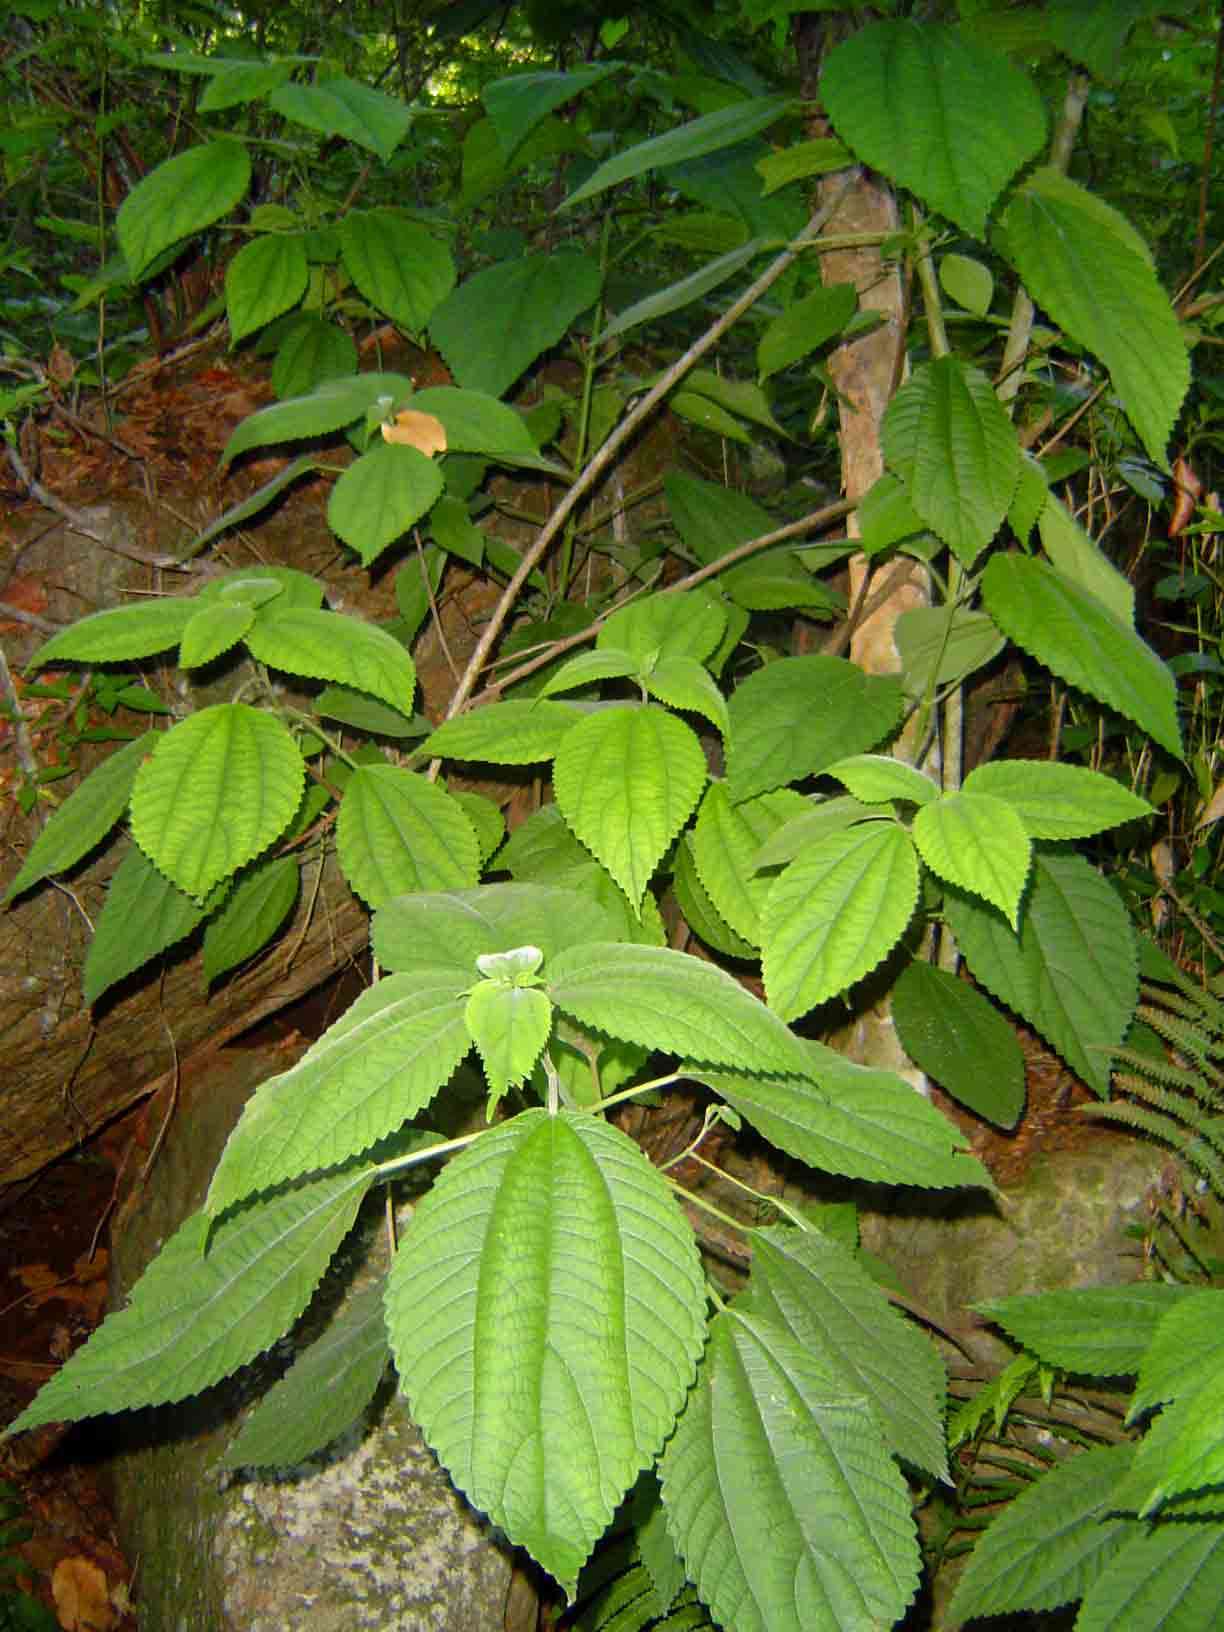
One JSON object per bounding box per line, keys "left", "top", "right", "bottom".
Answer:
{"left": 438, "top": 174, "right": 861, "bottom": 727}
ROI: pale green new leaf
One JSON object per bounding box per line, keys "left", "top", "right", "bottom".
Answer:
{"left": 562, "top": 95, "right": 793, "bottom": 209}
{"left": 1038, "top": 495, "right": 1135, "bottom": 626}
{"left": 978, "top": 1285, "right": 1192, "bottom": 1378}
{"left": 28, "top": 598, "right": 196, "bottom": 667}
{"left": 963, "top": 761, "right": 1153, "bottom": 841}
{"left": 118, "top": 139, "right": 250, "bottom": 281}
{"left": 83, "top": 842, "right": 209, "bottom": 1006}
{"left": 130, "top": 704, "right": 303, "bottom": 902}
{"left": 758, "top": 283, "right": 857, "bottom": 381}
{"left": 726, "top": 655, "right": 903, "bottom": 804}
{"left": 220, "top": 373, "right": 415, "bottom": 466}
{"left": 891, "top": 961, "right": 1025, "bottom": 1128}
{"left": 178, "top": 602, "right": 255, "bottom": 668}
{"left": 223, "top": 1283, "right": 390, "bottom": 1469}
{"left": 465, "top": 981, "right": 552, "bottom": 1099}
{"left": 824, "top": 755, "right": 937, "bottom": 807}
{"left": 270, "top": 76, "right": 412, "bottom": 162}
{"left": 553, "top": 706, "right": 707, "bottom": 909}
{"left": 882, "top": 357, "right": 1021, "bottom": 565}
{"left": 1131, "top": 1290, "right": 1224, "bottom": 1418}
{"left": 428, "top": 250, "right": 601, "bottom": 399}
{"left": 764, "top": 823, "right": 920, "bottom": 1020}
{"left": 386, "top": 1109, "right": 706, "bottom": 1592}
{"left": 947, "top": 849, "right": 1137, "bottom": 1097}
{"left": 940, "top": 253, "right": 993, "bottom": 316}
{"left": 659, "top": 1309, "right": 920, "bottom": 1632}
{"left": 643, "top": 656, "right": 729, "bottom": 735}
{"left": 340, "top": 209, "right": 454, "bottom": 331}
{"left": 893, "top": 606, "right": 1006, "bottom": 698}
{"left": 225, "top": 233, "right": 308, "bottom": 343}
{"left": 196, "top": 564, "right": 324, "bottom": 612}
{"left": 423, "top": 699, "right": 582, "bottom": 764}
{"left": 202, "top": 855, "right": 300, "bottom": 985}
{"left": 538, "top": 651, "right": 640, "bottom": 699}
{"left": 913, "top": 791, "right": 1031, "bottom": 927}
{"left": 10, "top": 1165, "right": 370, "bottom": 1431}
{"left": 820, "top": 21, "right": 1045, "bottom": 237}
{"left": 373, "top": 883, "right": 623, "bottom": 978}
{"left": 946, "top": 1444, "right": 1137, "bottom": 1624}
{"left": 1115, "top": 1371, "right": 1224, "bottom": 1516}
{"left": 483, "top": 66, "right": 619, "bottom": 159}
{"left": 982, "top": 554, "right": 1181, "bottom": 757}
{"left": 1076, "top": 1519, "right": 1224, "bottom": 1632}
{"left": 336, "top": 765, "right": 479, "bottom": 908}
{"left": 599, "top": 592, "right": 726, "bottom": 665}
{"left": 748, "top": 1226, "right": 948, "bottom": 1481}
{"left": 549, "top": 942, "right": 812, "bottom": 1079}
{"left": 697, "top": 1048, "right": 993, "bottom": 1190}
{"left": 750, "top": 797, "right": 875, "bottom": 871}
{"left": 3, "top": 730, "right": 156, "bottom": 905}
{"left": 692, "top": 782, "right": 809, "bottom": 946}
{"left": 998, "top": 168, "right": 1189, "bottom": 468}
{"left": 327, "top": 441, "right": 445, "bottom": 567}
{"left": 206, "top": 969, "right": 471, "bottom": 1215}
{"left": 244, "top": 610, "right": 417, "bottom": 711}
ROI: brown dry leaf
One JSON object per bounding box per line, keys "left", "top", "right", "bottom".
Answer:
{"left": 1169, "top": 455, "right": 1202, "bottom": 538}
{"left": 381, "top": 408, "right": 447, "bottom": 455}
{"left": 52, "top": 1555, "right": 118, "bottom": 1632}
{"left": 13, "top": 1263, "right": 64, "bottom": 1306}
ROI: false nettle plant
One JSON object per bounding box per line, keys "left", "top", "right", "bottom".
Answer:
{"left": 5, "top": 9, "right": 1218, "bottom": 1629}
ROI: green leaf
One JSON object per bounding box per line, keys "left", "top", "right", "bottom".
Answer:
{"left": 423, "top": 699, "right": 582, "bottom": 764}
{"left": 451, "top": 790, "right": 505, "bottom": 864}
{"left": 939, "top": 252, "right": 993, "bottom": 316}
{"left": 963, "top": 761, "right": 1153, "bottom": 841}
{"left": 821, "top": 21, "right": 1045, "bottom": 237}
{"left": 672, "top": 833, "right": 758, "bottom": 960}
{"left": 599, "top": 591, "right": 726, "bottom": 665}
{"left": 946, "top": 1444, "right": 1137, "bottom": 1624}
{"left": 747, "top": 1226, "right": 948, "bottom": 1480}
{"left": 1038, "top": 495, "right": 1135, "bottom": 626}
{"left": 372, "top": 882, "right": 623, "bottom": 978}
{"left": 1009, "top": 450, "right": 1049, "bottom": 542}
{"left": 206, "top": 970, "right": 471, "bottom": 1215}
{"left": 538, "top": 651, "right": 640, "bottom": 699}
{"left": 1131, "top": 1290, "right": 1224, "bottom": 1419}
{"left": 10, "top": 1166, "right": 370, "bottom": 1431}
{"left": 998, "top": 167, "right": 1188, "bottom": 468}
{"left": 643, "top": 656, "right": 729, "bottom": 735}
{"left": 466, "top": 980, "right": 552, "bottom": 1100}
{"left": 727, "top": 656, "right": 904, "bottom": 804}
{"left": 891, "top": 961, "right": 1025, "bottom": 1128}
{"left": 979, "top": 1285, "right": 1192, "bottom": 1377}
{"left": 894, "top": 606, "right": 1005, "bottom": 698}
{"left": 242, "top": 607, "right": 416, "bottom": 714}
{"left": 756, "top": 136, "right": 853, "bottom": 194}
{"left": 178, "top": 602, "right": 255, "bottom": 668}
{"left": 197, "top": 61, "right": 293, "bottom": 112}
{"left": 912, "top": 791, "right": 1031, "bottom": 928}
{"left": 1116, "top": 1371, "right": 1224, "bottom": 1517}
{"left": 340, "top": 209, "right": 455, "bottom": 331}
{"left": 202, "top": 855, "right": 300, "bottom": 986}
{"left": 659, "top": 1308, "right": 920, "bottom": 1632}
{"left": 428, "top": 250, "right": 601, "bottom": 400}
{"left": 764, "top": 823, "right": 920, "bottom": 1020}
{"left": 824, "top": 755, "right": 937, "bottom": 807}
{"left": 882, "top": 357, "right": 1020, "bottom": 566}
{"left": 386, "top": 1109, "right": 706, "bottom": 1592}
{"left": 327, "top": 441, "right": 445, "bottom": 568}
{"left": 604, "top": 239, "right": 765, "bottom": 343}
{"left": 562, "top": 95, "right": 793, "bottom": 209}
{"left": 757, "top": 283, "right": 857, "bottom": 381}
{"left": 314, "top": 685, "right": 426, "bottom": 738}
{"left": 269, "top": 76, "right": 412, "bottom": 162}
{"left": 749, "top": 799, "right": 876, "bottom": 874}
{"left": 413, "top": 385, "right": 543, "bottom": 462}
{"left": 83, "top": 842, "right": 208, "bottom": 1006}
{"left": 699, "top": 1044, "right": 993, "bottom": 1190}
{"left": 225, "top": 233, "right": 308, "bottom": 344}
{"left": 117, "top": 139, "right": 250, "bottom": 281}
{"left": 548, "top": 942, "right": 811, "bottom": 1078}
{"left": 946, "top": 849, "right": 1137, "bottom": 1098}
{"left": 982, "top": 554, "right": 1181, "bottom": 758}
{"left": 220, "top": 373, "right": 416, "bottom": 466}
{"left": 130, "top": 705, "right": 304, "bottom": 902}
{"left": 271, "top": 317, "right": 358, "bottom": 400}
{"left": 2, "top": 731, "right": 156, "bottom": 905}
{"left": 28, "top": 599, "right": 196, "bottom": 667}
{"left": 692, "top": 783, "right": 810, "bottom": 947}
{"left": 195, "top": 564, "right": 325, "bottom": 613}
{"left": 223, "top": 1283, "right": 390, "bottom": 1469}
{"left": 336, "top": 765, "right": 479, "bottom": 908}
{"left": 552, "top": 707, "right": 707, "bottom": 910}
{"left": 483, "top": 66, "right": 620, "bottom": 159}
{"left": 856, "top": 473, "right": 930, "bottom": 558}
{"left": 1076, "top": 1520, "right": 1224, "bottom": 1632}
